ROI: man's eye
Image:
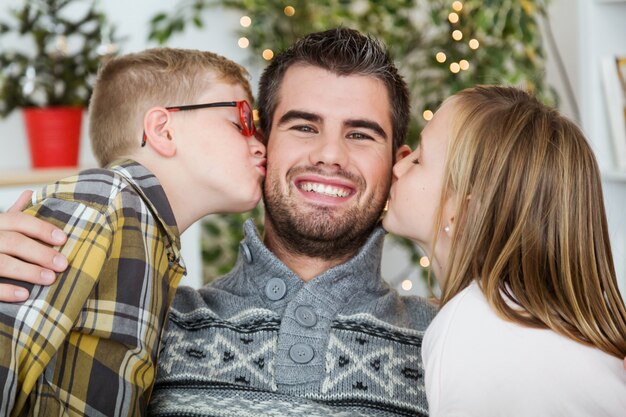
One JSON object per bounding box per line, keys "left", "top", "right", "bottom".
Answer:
{"left": 292, "top": 125, "right": 316, "bottom": 133}
{"left": 347, "top": 132, "right": 374, "bottom": 140}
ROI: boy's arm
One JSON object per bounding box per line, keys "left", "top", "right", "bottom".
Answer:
{"left": 0, "top": 190, "right": 174, "bottom": 417}
{"left": 0, "top": 197, "right": 112, "bottom": 416}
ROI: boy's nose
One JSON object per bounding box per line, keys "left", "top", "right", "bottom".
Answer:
{"left": 248, "top": 133, "right": 266, "bottom": 157}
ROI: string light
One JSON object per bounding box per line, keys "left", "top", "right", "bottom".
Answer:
{"left": 238, "top": 37, "right": 250, "bottom": 48}
{"left": 262, "top": 49, "right": 274, "bottom": 60}
{"left": 448, "top": 12, "right": 459, "bottom": 23}
{"left": 284, "top": 6, "right": 295, "bottom": 16}
{"left": 401, "top": 279, "right": 413, "bottom": 291}
{"left": 459, "top": 59, "right": 470, "bottom": 70}
{"left": 469, "top": 38, "right": 480, "bottom": 49}
{"left": 423, "top": 110, "right": 433, "bottom": 121}
{"left": 240, "top": 16, "right": 252, "bottom": 27}
{"left": 436, "top": 52, "right": 447, "bottom": 63}
{"left": 419, "top": 256, "right": 431, "bottom": 268}
{"left": 452, "top": 1, "right": 463, "bottom": 12}
{"left": 452, "top": 30, "right": 463, "bottom": 41}
{"left": 450, "top": 62, "right": 461, "bottom": 73}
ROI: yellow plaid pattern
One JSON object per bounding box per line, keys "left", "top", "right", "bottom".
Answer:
{"left": 0, "top": 160, "right": 186, "bottom": 416}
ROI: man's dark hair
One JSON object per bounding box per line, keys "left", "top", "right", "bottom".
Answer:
{"left": 257, "top": 27, "right": 410, "bottom": 153}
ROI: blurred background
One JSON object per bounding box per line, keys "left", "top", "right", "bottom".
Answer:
{"left": 0, "top": 0, "right": 624, "bottom": 298}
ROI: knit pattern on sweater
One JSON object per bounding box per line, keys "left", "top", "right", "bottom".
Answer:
{"left": 149, "top": 221, "right": 436, "bottom": 417}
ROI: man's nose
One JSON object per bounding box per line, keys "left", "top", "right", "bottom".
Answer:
{"left": 309, "top": 133, "right": 349, "bottom": 168}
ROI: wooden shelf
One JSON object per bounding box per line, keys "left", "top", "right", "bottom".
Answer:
{"left": 0, "top": 167, "right": 92, "bottom": 187}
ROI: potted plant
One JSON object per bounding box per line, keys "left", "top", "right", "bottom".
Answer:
{"left": 0, "top": 0, "right": 119, "bottom": 168}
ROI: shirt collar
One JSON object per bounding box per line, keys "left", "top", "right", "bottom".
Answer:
{"left": 107, "top": 159, "right": 182, "bottom": 258}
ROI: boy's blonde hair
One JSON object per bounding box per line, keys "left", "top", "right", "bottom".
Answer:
{"left": 436, "top": 85, "right": 626, "bottom": 358}
{"left": 89, "top": 48, "right": 252, "bottom": 166}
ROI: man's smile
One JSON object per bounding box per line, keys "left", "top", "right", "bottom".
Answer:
{"left": 293, "top": 174, "right": 357, "bottom": 204}
{"left": 297, "top": 182, "right": 352, "bottom": 197}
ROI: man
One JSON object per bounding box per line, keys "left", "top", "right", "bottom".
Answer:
{"left": 0, "top": 29, "right": 436, "bottom": 416}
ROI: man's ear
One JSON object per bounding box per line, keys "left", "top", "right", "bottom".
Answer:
{"left": 395, "top": 145, "right": 412, "bottom": 162}
{"left": 143, "top": 107, "right": 176, "bottom": 157}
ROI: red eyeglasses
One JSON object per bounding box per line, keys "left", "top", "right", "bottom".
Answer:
{"left": 141, "top": 100, "right": 256, "bottom": 146}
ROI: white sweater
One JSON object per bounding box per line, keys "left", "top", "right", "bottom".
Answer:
{"left": 423, "top": 281, "right": 626, "bottom": 417}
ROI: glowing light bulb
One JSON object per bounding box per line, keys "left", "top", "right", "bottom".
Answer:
{"left": 452, "top": 1, "right": 463, "bottom": 12}
{"left": 401, "top": 280, "right": 413, "bottom": 291}
{"left": 423, "top": 110, "right": 434, "bottom": 121}
{"left": 452, "top": 30, "right": 463, "bottom": 41}
{"left": 450, "top": 62, "right": 461, "bottom": 73}
{"left": 238, "top": 37, "right": 250, "bottom": 48}
{"left": 448, "top": 12, "right": 459, "bottom": 23}
{"left": 419, "top": 256, "right": 431, "bottom": 268}
{"left": 436, "top": 52, "right": 447, "bottom": 63}
{"left": 459, "top": 59, "right": 470, "bottom": 70}
{"left": 469, "top": 38, "right": 480, "bottom": 49}
{"left": 240, "top": 16, "right": 252, "bottom": 27}
{"left": 262, "top": 49, "right": 274, "bottom": 60}
{"left": 284, "top": 6, "right": 295, "bottom": 16}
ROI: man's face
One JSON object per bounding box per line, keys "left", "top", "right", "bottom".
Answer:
{"left": 263, "top": 64, "right": 395, "bottom": 259}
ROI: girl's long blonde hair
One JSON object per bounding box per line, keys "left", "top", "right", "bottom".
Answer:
{"left": 438, "top": 85, "right": 626, "bottom": 358}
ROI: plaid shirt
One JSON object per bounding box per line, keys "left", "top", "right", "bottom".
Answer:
{"left": 0, "top": 160, "right": 186, "bottom": 417}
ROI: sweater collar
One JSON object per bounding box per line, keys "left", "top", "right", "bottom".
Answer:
{"left": 238, "top": 219, "right": 389, "bottom": 310}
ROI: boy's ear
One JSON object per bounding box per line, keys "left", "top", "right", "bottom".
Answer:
{"left": 143, "top": 107, "right": 176, "bottom": 157}
{"left": 395, "top": 145, "right": 412, "bottom": 162}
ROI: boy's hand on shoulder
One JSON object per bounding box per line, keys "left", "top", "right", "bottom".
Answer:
{"left": 0, "top": 191, "right": 68, "bottom": 302}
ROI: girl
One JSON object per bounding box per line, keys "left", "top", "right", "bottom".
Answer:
{"left": 384, "top": 85, "right": 626, "bottom": 416}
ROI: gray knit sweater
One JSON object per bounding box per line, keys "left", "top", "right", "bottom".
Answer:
{"left": 148, "top": 220, "right": 436, "bottom": 417}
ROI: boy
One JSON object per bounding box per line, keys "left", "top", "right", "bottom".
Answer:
{"left": 0, "top": 48, "right": 266, "bottom": 416}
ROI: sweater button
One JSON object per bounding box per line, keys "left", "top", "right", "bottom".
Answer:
{"left": 294, "top": 305, "right": 317, "bottom": 327}
{"left": 240, "top": 242, "right": 253, "bottom": 263}
{"left": 265, "top": 278, "right": 287, "bottom": 301}
{"left": 289, "top": 343, "right": 314, "bottom": 364}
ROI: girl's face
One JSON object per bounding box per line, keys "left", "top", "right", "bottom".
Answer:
{"left": 383, "top": 99, "right": 455, "bottom": 257}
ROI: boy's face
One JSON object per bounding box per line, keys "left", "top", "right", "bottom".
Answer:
{"left": 262, "top": 64, "right": 395, "bottom": 257}
{"left": 173, "top": 80, "right": 266, "bottom": 213}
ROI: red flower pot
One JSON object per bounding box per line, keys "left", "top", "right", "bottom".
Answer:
{"left": 23, "top": 107, "right": 83, "bottom": 168}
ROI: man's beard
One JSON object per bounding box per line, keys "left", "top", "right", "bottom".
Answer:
{"left": 263, "top": 166, "right": 390, "bottom": 260}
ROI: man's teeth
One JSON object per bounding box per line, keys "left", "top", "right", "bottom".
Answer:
{"left": 300, "top": 182, "right": 350, "bottom": 197}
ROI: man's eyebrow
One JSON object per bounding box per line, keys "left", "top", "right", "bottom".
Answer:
{"left": 345, "top": 119, "right": 388, "bottom": 140}
{"left": 277, "top": 110, "right": 322, "bottom": 126}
